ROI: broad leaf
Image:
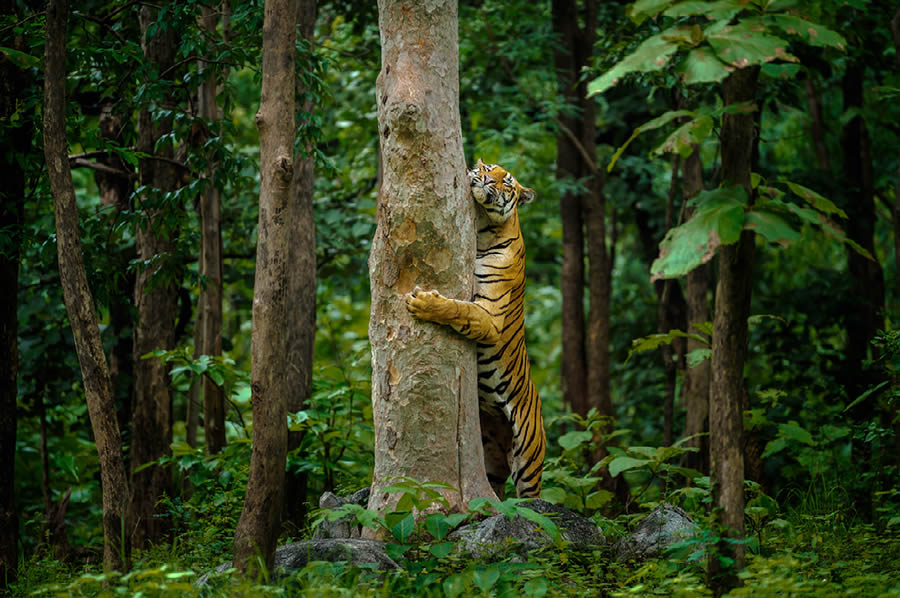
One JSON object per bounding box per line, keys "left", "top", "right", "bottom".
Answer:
{"left": 762, "top": 15, "right": 846, "bottom": 50}
{"left": 778, "top": 422, "right": 815, "bottom": 446}
{"left": 743, "top": 208, "right": 800, "bottom": 246}
{"left": 629, "top": 0, "right": 679, "bottom": 23}
{"left": 650, "top": 187, "right": 746, "bottom": 281}
{"left": 686, "top": 347, "right": 711, "bottom": 368}
{"left": 663, "top": 0, "right": 744, "bottom": 20}
{"left": 429, "top": 542, "right": 456, "bottom": 558}
{"left": 707, "top": 22, "right": 795, "bottom": 68}
{"left": 652, "top": 115, "right": 714, "bottom": 158}
{"left": 609, "top": 456, "right": 650, "bottom": 477}
{"left": 785, "top": 181, "right": 846, "bottom": 217}
{"left": 588, "top": 34, "right": 679, "bottom": 96}
{"left": 760, "top": 63, "right": 802, "bottom": 80}
{"left": 390, "top": 512, "right": 415, "bottom": 543}
{"left": 559, "top": 430, "right": 593, "bottom": 451}
{"left": 679, "top": 47, "right": 732, "bottom": 84}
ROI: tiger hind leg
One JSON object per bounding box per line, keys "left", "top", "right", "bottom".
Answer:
{"left": 479, "top": 409, "right": 512, "bottom": 499}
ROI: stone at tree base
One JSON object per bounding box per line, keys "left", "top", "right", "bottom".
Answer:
{"left": 313, "top": 487, "right": 371, "bottom": 539}
{"left": 614, "top": 503, "right": 700, "bottom": 562}
{"left": 448, "top": 499, "right": 605, "bottom": 558}
{"left": 195, "top": 537, "right": 399, "bottom": 586}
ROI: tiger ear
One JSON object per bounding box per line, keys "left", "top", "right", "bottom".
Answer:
{"left": 519, "top": 187, "right": 536, "bottom": 204}
{"left": 475, "top": 158, "right": 485, "bottom": 169}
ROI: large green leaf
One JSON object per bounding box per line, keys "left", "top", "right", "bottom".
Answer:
{"left": 743, "top": 208, "right": 800, "bottom": 246}
{"left": 784, "top": 181, "right": 846, "bottom": 218}
{"left": 762, "top": 15, "right": 846, "bottom": 50}
{"left": 679, "top": 47, "right": 732, "bottom": 84}
{"left": 587, "top": 34, "right": 679, "bottom": 96}
{"left": 707, "top": 22, "right": 795, "bottom": 68}
{"left": 652, "top": 115, "right": 714, "bottom": 158}
{"left": 650, "top": 187, "right": 746, "bottom": 281}
{"left": 663, "top": 0, "right": 745, "bottom": 20}
{"left": 629, "top": 0, "right": 679, "bottom": 23}
{"left": 609, "top": 456, "right": 650, "bottom": 477}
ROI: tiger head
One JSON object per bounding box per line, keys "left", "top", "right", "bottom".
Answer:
{"left": 468, "top": 159, "right": 535, "bottom": 224}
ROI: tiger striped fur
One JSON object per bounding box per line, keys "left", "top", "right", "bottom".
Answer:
{"left": 405, "top": 159, "right": 546, "bottom": 498}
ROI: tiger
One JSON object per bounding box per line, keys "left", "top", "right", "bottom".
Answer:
{"left": 405, "top": 159, "right": 546, "bottom": 498}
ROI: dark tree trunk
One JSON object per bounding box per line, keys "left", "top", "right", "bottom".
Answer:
{"left": 284, "top": 0, "right": 317, "bottom": 531}
{"left": 804, "top": 77, "right": 830, "bottom": 172}
{"left": 232, "top": 0, "right": 297, "bottom": 574}
{"left": 43, "top": 0, "right": 130, "bottom": 572}
{"left": 197, "top": 4, "right": 226, "bottom": 455}
{"left": 0, "top": 1, "right": 28, "bottom": 584}
{"left": 841, "top": 63, "right": 885, "bottom": 399}
{"left": 552, "top": 0, "right": 588, "bottom": 418}
{"left": 129, "top": 2, "right": 181, "bottom": 548}
{"left": 681, "top": 148, "right": 710, "bottom": 475}
{"left": 707, "top": 66, "right": 758, "bottom": 595}
{"left": 893, "top": 8, "right": 900, "bottom": 300}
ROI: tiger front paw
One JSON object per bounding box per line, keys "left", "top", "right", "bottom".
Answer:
{"left": 405, "top": 286, "right": 451, "bottom": 323}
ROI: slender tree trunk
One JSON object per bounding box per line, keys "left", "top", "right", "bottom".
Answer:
{"left": 552, "top": 0, "right": 588, "bottom": 418}
{"left": 43, "top": 0, "right": 130, "bottom": 572}
{"left": 841, "top": 63, "right": 885, "bottom": 399}
{"left": 232, "top": 0, "right": 297, "bottom": 575}
{"left": 681, "top": 147, "right": 710, "bottom": 475}
{"left": 707, "top": 67, "right": 758, "bottom": 595}
{"left": 893, "top": 8, "right": 900, "bottom": 299}
{"left": 367, "top": 0, "right": 496, "bottom": 517}
{"left": 804, "top": 77, "right": 830, "bottom": 172}
{"left": 129, "top": 2, "right": 181, "bottom": 548}
{"left": 198, "top": 4, "right": 226, "bottom": 455}
{"left": 284, "top": 0, "right": 317, "bottom": 530}
{"left": 0, "top": 1, "right": 27, "bottom": 584}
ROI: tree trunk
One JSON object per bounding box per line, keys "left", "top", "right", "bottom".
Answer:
{"left": 232, "top": 0, "right": 297, "bottom": 575}
{"left": 552, "top": 0, "right": 588, "bottom": 417}
{"left": 130, "top": 2, "right": 180, "bottom": 549}
{"left": 284, "top": 0, "right": 317, "bottom": 531}
{"left": 681, "top": 147, "right": 710, "bottom": 475}
{"left": 367, "top": 0, "right": 496, "bottom": 517}
{"left": 0, "top": 2, "right": 28, "bottom": 584}
{"left": 43, "top": 0, "right": 130, "bottom": 572}
{"left": 841, "top": 63, "right": 885, "bottom": 399}
{"left": 804, "top": 77, "right": 830, "bottom": 172}
{"left": 707, "top": 66, "right": 758, "bottom": 595}
{"left": 893, "top": 8, "right": 900, "bottom": 300}
{"left": 198, "top": 3, "right": 226, "bottom": 455}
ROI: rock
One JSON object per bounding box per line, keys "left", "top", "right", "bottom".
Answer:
{"left": 313, "top": 487, "right": 371, "bottom": 539}
{"left": 448, "top": 499, "right": 604, "bottom": 558}
{"left": 614, "top": 503, "right": 700, "bottom": 562}
{"left": 195, "top": 537, "right": 399, "bottom": 586}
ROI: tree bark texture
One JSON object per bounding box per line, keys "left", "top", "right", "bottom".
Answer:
{"left": 680, "top": 148, "right": 710, "bottom": 476}
{"left": 232, "top": 0, "right": 297, "bottom": 575}
{"left": 367, "top": 0, "right": 496, "bottom": 516}
{"left": 197, "top": 3, "right": 226, "bottom": 455}
{"left": 707, "top": 66, "right": 758, "bottom": 594}
{"left": 804, "top": 77, "right": 830, "bottom": 172}
{"left": 0, "top": 2, "right": 28, "bottom": 584}
{"left": 841, "top": 63, "right": 884, "bottom": 398}
{"left": 893, "top": 8, "right": 900, "bottom": 301}
{"left": 284, "top": 0, "right": 317, "bottom": 530}
{"left": 43, "top": 0, "right": 130, "bottom": 572}
{"left": 130, "top": 3, "right": 181, "bottom": 549}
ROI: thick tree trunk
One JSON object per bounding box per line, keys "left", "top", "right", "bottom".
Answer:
{"left": 197, "top": 4, "right": 226, "bottom": 455}
{"left": 681, "top": 148, "right": 710, "bottom": 475}
{"left": 552, "top": 0, "right": 588, "bottom": 417}
{"left": 232, "top": 0, "right": 297, "bottom": 575}
{"left": 707, "top": 67, "right": 758, "bottom": 595}
{"left": 804, "top": 77, "right": 830, "bottom": 172}
{"left": 367, "top": 0, "right": 496, "bottom": 517}
{"left": 43, "top": 0, "right": 130, "bottom": 572}
{"left": 893, "top": 8, "right": 900, "bottom": 300}
{"left": 130, "top": 3, "right": 181, "bottom": 549}
{"left": 0, "top": 2, "right": 28, "bottom": 584}
{"left": 284, "top": 0, "right": 317, "bottom": 530}
{"left": 841, "top": 63, "right": 885, "bottom": 398}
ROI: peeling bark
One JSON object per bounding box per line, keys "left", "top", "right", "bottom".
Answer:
{"left": 367, "top": 0, "right": 495, "bottom": 517}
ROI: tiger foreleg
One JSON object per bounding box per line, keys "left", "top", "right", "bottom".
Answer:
{"left": 406, "top": 286, "right": 501, "bottom": 343}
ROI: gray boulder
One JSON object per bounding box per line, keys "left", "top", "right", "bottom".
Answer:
{"left": 448, "top": 499, "right": 605, "bottom": 558}
{"left": 196, "top": 537, "right": 399, "bottom": 586}
{"left": 312, "top": 487, "right": 371, "bottom": 539}
{"left": 615, "top": 503, "right": 701, "bottom": 562}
